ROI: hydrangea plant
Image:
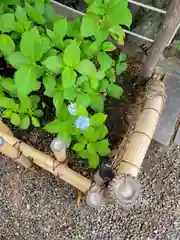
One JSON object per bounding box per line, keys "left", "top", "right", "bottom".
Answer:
{"left": 0, "top": 0, "right": 132, "bottom": 168}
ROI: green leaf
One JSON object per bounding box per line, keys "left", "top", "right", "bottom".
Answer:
{"left": 42, "top": 55, "right": 64, "bottom": 73}
{"left": 90, "top": 76, "right": 99, "bottom": 90}
{"left": 0, "top": 34, "right": 15, "bottom": 56}
{"left": 53, "top": 91, "right": 64, "bottom": 119}
{"left": 33, "top": 109, "right": 43, "bottom": 117}
{"left": 25, "top": 3, "right": 45, "bottom": 25}
{"left": 10, "top": 113, "right": 21, "bottom": 126}
{"left": 44, "top": 119, "right": 61, "bottom": 133}
{"left": 83, "top": 127, "right": 99, "bottom": 142}
{"left": 77, "top": 59, "right": 96, "bottom": 75}
{"left": 96, "top": 124, "right": 108, "bottom": 139}
{"left": 88, "top": 153, "right": 99, "bottom": 168}
{"left": 67, "top": 17, "right": 81, "bottom": 38}
{"left": 20, "top": 28, "right": 44, "bottom": 62}
{"left": 76, "top": 92, "right": 91, "bottom": 108}
{"left": 95, "top": 28, "right": 109, "bottom": 44}
{"left": 57, "top": 121, "right": 72, "bottom": 145}
{"left": 63, "top": 87, "right": 77, "bottom": 101}
{"left": 12, "top": 21, "right": 24, "bottom": 33}
{"left": 20, "top": 115, "right": 30, "bottom": 129}
{"left": 35, "top": 1, "right": 44, "bottom": 15}
{"left": 41, "top": 48, "right": 58, "bottom": 62}
{"left": 14, "top": 64, "right": 40, "bottom": 98}
{"left": 87, "top": 142, "right": 96, "bottom": 155}
{"left": 102, "top": 41, "right": 116, "bottom": 51}
{"left": 23, "top": 21, "right": 32, "bottom": 31}
{"left": 108, "top": 0, "right": 125, "bottom": 8}
{"left": 78, "top": 149, "right": 90, "bottom": 159}
{"left": 97, "top": 139, "right": 110, "bottom": 156}
{"left": 30, "top": 95, "right": 40, "bottom": 110}
{"left": 106, "top": 68, "right": 116, "bottom": 83}
{"left": 62, "top": 67, "right": 77, "bottom": 89}
{"left": 76, "top": 75, "right": 89, "bottom": 86}
{"left": 98, "top": 51, "right": 112, "bottom": 71}
{"left": 108, "top": 83, "right": 123, "bottom": 99}
{"left": 44, "top": 3, "right": 56, "bottom": 22}
{"left": 0, "top": 77, "right": 16, "bottom": 94}
{"left": 85, "top": 41, "right": 100, "bottom": 58}
{"left": 73, "top": 143, "right": 85, "bottom": 152}
{"left": 31, "top": 116, "right": 40, "bottom": 127}
{"left": 2, "top": 109, "right": 13, "bottom": 118}
{"left": 43, "top": 73, "right": 56, "bottom": 97}
{"left": 78, "top": 149, "right": 100, "bottom": 168}
{"left": 0, "top": 13, "right": 15, "bottom": 33}
{"left": 81, "top": 13, "right": 100, "bottom": 37}
{"left": 82, "top": 82, "right": 94, "bottom": 94}
{"left": 8, "top": 51, "right": 30, "bottom": 69}
{"left": 63, "top": 40, "right": 80, "bottom": 68}
{"left": 90, "top": 113, "right": 107, "bottom": 126}
{"left": 76, "top": 104, "right": 88, "bottom": 116}
{"left": 88, "top": 2, "right": 106, "bottom": 15}
{"left": 90, "top": 95, "right": 104, "bottom": 112}
{"left": 116, "top": 62, "right": 127, "bottom": 75}
{"left": 99, "top": 78, "right": 109, "bottom": 92}
{"left": 53, "top": 18, "right": 68, "bottom": 39}
{"left": 15, "top": 5, "right": 27, "bottom": 23}
{"left": 0, "top": 97, "right": 18, "bottom": 109}
{"left": 35, "top": 65, "right": 44, "bottom": 78}
{"left": 41, "top": 36, "right": 51, "bottom": 55}
{"left": 118, "top": 52, "right": 127, "bottom": 62}
{"left": 104, "top": 3, "right": 132, "bottom": 28}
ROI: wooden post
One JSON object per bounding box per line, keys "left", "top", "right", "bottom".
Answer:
{"left": 139, "top": 0, "right": 180, "bottom": 83}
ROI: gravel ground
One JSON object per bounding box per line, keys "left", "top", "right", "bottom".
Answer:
{"left": 1, "top": 139, "right": 180, "bottom": 240}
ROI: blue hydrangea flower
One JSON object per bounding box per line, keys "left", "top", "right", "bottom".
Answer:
{"left": 75, "top": 116, "right": 90, "bottom": 130}
{"left": 68, "top": 103, "right": 77, "bottom": 116}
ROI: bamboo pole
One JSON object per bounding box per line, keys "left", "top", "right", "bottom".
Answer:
{"left": 0, "top": 132, "right": 91, "bottom": 193}
{"left": 117, "top": 79, "right": 165, "bottom": 177}
{"left": 139, "top": 0, "right": 180, "bottom": 83}
{"left": 0, "top": 121, "right": 13, "bottom": 136}
{"left": 0, "top": 140, "right": 33, "bottom": 168}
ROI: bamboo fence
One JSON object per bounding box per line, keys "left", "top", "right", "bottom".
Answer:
{"left": 0, "top": 73, "right": 166, "bottom": 205}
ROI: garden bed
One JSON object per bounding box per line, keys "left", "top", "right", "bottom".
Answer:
{"left": 0, "top": 0, "right": 166, "bottom": 207}
{"left": 1, "top": 59, "right": 142, "bottom": 177}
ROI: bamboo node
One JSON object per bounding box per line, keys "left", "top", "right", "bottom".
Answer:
{"left": 11, "top": 140, "right": 22, "bottom": 161}
{"left": 52, "top": 158, "right": 64, "bottom": 172}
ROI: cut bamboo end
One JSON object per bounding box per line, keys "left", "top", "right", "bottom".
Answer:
{"left": 0, "top": 132, "right": 91, "bottom": 193}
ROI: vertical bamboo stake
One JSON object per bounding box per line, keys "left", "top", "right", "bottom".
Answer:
{"left": 116, "top": 81, "right": 165, "bottom": 177}
{"left": 50, "top": 139, "right": 67, "bottom": 163}
{"left": 139, "top": 0, "right": 180, "bottom": 83}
